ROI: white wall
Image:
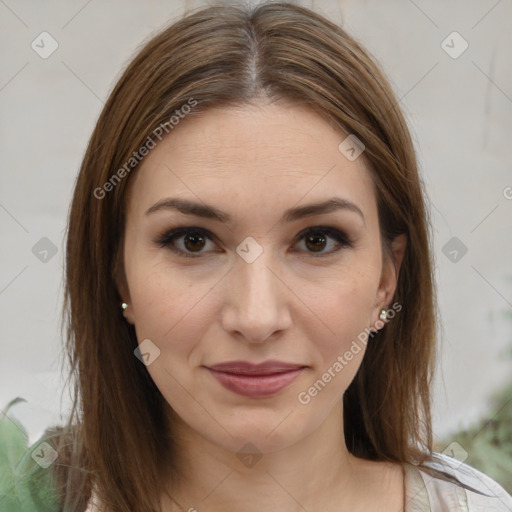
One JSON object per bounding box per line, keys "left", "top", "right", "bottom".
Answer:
{"left": 1, "top": 0, "right": 511, "bottom": 447}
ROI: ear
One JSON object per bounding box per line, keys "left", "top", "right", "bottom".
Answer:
{"left": 114, "top": 255, "right": 136, "bottom": 326}
{"left": 371, "top": 233, "right": 407, "bottom": 328}
{"left": 119, "top": 291, "right": 136, "bottom": 326}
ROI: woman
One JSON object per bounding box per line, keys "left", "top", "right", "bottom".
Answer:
{"left": 48, "top": 2, "right": 512, "bottom": 511}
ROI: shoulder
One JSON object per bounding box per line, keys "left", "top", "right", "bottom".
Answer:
{"left": 403, "top": 451, "right": 512, "bottom": 511}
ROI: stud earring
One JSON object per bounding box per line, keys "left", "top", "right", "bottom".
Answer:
{"left": 121, "top": 302, "right": 128, "bottom": 310}
{"left": 379, "top": 309, "right": 387, "bottom": 321}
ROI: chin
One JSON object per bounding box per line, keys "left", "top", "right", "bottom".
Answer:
{"left": 208, "top": 408, "right": 314, "bottom": 455}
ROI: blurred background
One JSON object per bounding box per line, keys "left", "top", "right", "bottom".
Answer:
{"left": 1, "top": 0, "right": 511, "bottom": 489}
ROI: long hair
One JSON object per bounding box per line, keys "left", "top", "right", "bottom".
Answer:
{"left": 53, "top": 2, "right": 437, "bottom": 510}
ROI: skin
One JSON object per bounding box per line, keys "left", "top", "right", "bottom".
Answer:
{"left": 118, "top": 101, "right": 407, "bottom": 511}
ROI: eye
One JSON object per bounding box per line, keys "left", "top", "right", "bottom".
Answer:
{"left": 154, "top": 226, "right": 353, "bottom": 258}
{"left": 154, "top": 227, "right": 218, "bottom": 258}
{"left": 292, "top": 226, "right": 353, "bottom": 257}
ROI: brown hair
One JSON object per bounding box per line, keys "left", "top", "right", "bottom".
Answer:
{"left": 53, "top": 1, "right": 437, "bottom": 510}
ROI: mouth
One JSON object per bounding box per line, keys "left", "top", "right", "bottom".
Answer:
{"left": 204, "top": 361, "right": 307, "bottom": 398}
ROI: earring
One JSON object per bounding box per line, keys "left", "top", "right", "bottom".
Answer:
{"left": 379, "top": 309, "right": 387, "bottom": 321}
{"left": 121, "top": 302, "right": 128, "bottom": 310}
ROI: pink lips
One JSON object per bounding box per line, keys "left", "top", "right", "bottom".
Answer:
{"left": 205, "top": 360, "right": 306, "bottom": 398}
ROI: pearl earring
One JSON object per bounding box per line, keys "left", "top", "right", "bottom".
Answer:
{"left": 121, "top": 302, "right": 128, "bottom": 310}
{"left": 379, "top": 309, "right": 387, "bottom": 321}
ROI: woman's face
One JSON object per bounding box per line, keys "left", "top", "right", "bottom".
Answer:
{"left": 119, "top": 102, "right": 404, "bottom": 455}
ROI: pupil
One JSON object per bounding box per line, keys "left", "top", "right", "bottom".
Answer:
{"left": 184, "top": 233, "right": 205, "bottom": 251}
{"left": 306, "top": 234, "right": 326, "bottom": 252}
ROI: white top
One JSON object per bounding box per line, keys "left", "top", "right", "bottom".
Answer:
{"left": 404, "top": 452, "right": 512, "bottom": 511}
{"left": 85, "top": 452, "right": 512, "bottom": 511}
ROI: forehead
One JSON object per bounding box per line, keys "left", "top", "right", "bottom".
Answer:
{"left": 126, "top": 103, "right": 376, "bottom": 222}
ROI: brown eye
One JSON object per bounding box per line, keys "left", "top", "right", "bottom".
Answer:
{"left": 183, "top": 232, "right": 207, "bottom": 252}
{"left": 294, "top": 227, "right": 352, "bottom": 257}
{"left": 155, "top": 227, "right": 218, "bottom": 258}
{"left": 155, "top": 225, "right": 352, "bottom": 259}
{"left": 304, "top": 233, "right": 327, "bottom": 252}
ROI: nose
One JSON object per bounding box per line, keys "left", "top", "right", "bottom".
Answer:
{"left": 220, "top": 248, "right": 292, "bottom": 343}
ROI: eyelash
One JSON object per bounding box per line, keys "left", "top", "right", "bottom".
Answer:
{"left": 154, "top": 226, "right": 353, "bottom": 259}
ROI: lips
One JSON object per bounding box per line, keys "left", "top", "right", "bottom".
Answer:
{"left": 206, "top": 360, "right": 306, "bottom": 375}
{"left": 204, "top": 360, "right": 307, "bottom": 398}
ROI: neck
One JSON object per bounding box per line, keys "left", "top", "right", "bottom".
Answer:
{"left": 161, "top": 403, "right": 379, "bottom": 512}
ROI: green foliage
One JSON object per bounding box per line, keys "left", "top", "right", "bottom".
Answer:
{"left": 0, "top": 397, "right": 61, "bottom": 512}
{"left": 436, "top": 303, "right": 512, "bottom": 493}
{"left": 435, "top": 381, "right": 512, "bottom": 493}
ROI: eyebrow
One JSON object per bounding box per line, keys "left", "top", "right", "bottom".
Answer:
{"left": 145, "top": 197, "right": 365, "bottom": 226}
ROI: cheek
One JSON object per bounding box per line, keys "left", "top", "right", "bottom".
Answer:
{"left": 300, "top": 265, "right": 379, "bottom": 375}
{"left": 123, "top": 231, "right": 212, "bottom": 334}
{"left": 128, "top": 268, "right": 214, "bottom": 405}
{"left": 129, "top": 267, "right": 212, "bottom": 343}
